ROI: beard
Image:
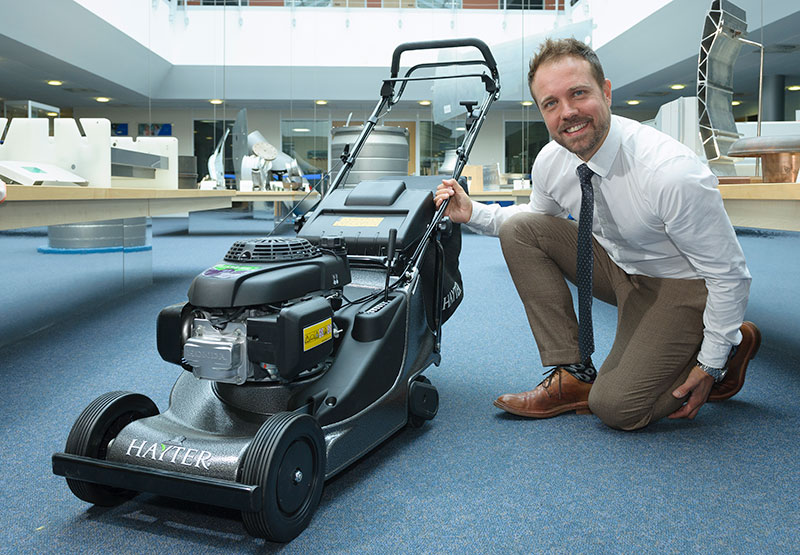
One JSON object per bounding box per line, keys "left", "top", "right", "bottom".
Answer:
{"left": 552, "top": 108, "right": 611, "bottom": 160}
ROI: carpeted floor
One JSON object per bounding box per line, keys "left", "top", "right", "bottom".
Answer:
{"left": 0, "top": 210, "right": 797, "bottom": 554}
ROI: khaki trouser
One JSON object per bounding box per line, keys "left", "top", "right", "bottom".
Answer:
{"left": 498, "top": 213, "right": 707, "bottom": 430}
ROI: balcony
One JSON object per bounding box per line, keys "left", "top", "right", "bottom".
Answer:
{"left": 179, "top": 0, "right": 566, "bottom": 10}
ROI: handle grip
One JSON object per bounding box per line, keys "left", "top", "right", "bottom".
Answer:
{"left": 387, "top": 228, "right": 397, "bottom": 262}
{"left": 390, "top": 38, "right": 497, "bottom": 78}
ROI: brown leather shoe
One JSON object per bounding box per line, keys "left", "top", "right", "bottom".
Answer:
{"left": 493, "top": 367, "right": 592, "bottom": 418}
{"left": 708, "top": 321, "right": 761, "bottom": 402}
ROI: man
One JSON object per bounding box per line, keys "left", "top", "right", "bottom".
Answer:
{"left": 435, "top": 38, "right": 760, "bottom": 430}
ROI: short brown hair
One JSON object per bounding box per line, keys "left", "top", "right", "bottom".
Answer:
{"left": 528, "top": 38, "right": 605, "bottom": 93}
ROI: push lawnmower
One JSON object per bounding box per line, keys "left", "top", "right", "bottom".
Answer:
{"left": 52, "top": 38, "right": 500, "bottom": 542}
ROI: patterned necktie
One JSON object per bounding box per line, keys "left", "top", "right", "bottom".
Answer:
{"left": 576, "top": 163, "right": 595, "bottom": 364}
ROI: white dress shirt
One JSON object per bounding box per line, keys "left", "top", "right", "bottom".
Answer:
{"left": 468, "top": 115, "right": 751, "bottom": 368}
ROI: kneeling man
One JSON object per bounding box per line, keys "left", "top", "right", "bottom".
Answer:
{"left": 435, "top": 38, "right": 759, "bottom": 430}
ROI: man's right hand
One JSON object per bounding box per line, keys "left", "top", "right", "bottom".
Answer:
{"left": 434, "top": 178, "right": 473, "bottom": 224}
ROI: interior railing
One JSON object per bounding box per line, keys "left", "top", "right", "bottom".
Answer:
{"left": 174, "top": 0, "right": 567, "bottom": 10}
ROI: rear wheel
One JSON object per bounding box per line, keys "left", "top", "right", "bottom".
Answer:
{"left": 64, "top": 391, "right": 159, "bottom": 506}
{"left": 240, "top": 412, "right": 326, "bottom": 542}
{"left": 408, "top": 375, "right": 439, "bottom": 428}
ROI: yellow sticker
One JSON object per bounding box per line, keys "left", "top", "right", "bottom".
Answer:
{"left": 303, "top": 318, "right": 333, "bottom": 352}
{"left": 332, "top": 217, "right": 384, "bottom": 227}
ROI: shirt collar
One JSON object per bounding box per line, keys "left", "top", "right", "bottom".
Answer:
{"left": 581, "top": 114, "right": 620, "bottom": 179}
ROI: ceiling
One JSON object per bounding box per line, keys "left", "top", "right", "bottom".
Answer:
{"left": 608, "top": 5, "right": 800, "bottom": 119}
{"left": 1, "top": 3, "right": 799, "bottom": 119}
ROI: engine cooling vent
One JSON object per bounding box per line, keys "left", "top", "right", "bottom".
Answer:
{"left": 224, "top": 237, "right": 321, "bottom": 262}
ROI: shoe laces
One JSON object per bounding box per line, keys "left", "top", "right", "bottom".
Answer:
{"left": 539, "top": 367, "right": 564, "bottom": 399}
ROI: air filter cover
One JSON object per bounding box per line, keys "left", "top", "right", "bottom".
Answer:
{"left": 224, "top": 237, "right": 320, "bottom": 263}
{"left": 188, "top": 238, "right": 350, "bottom": 308}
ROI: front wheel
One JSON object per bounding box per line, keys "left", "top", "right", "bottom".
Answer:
{"left": 240, "top": 412, "right": 326, "bottom": 542}
{"left": 64, "top": 391, "right": 159, "bottom": 506}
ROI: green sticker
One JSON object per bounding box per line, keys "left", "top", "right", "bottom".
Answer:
{"left": 23, "top": 166, "right": 46, "bottom": 174}
{"left": 213, "top": 264, "right": 260, "bottom": 272}
{"left": 203, "top": 264, "right": 261, "bottom": 279}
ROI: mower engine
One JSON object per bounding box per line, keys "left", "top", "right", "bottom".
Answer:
{"left": 156, "top": 236, "right": 351, "bottom": 385}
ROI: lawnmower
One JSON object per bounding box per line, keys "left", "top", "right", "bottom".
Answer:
{"left": 52, "top": 38, "right": 500, "bottom": 542}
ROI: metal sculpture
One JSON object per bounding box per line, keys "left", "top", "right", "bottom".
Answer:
{"left": 696, "top": 0, "right": 759, "bottom": 175}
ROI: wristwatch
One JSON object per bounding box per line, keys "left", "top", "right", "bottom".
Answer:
{"left": 698, "top": 362, "right": 727, "bottom": 383}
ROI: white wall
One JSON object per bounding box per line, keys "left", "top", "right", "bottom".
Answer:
{"left": 73, "top": 0, "right": 563, "bottom": 67}
{"left": 72, "top": 0, "right": 686, "bottom": 67}
{"left": 576, "top": 0, "right": 672, "bottom": 49}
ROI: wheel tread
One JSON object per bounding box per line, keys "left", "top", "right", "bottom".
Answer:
{"left": 240, "top": 412, "right": 325, "bottom": 542}
{"left": 63, "top": 391, "right": 158, "bottom": 506}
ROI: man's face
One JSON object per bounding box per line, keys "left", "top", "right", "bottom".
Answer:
{"left": 530, "top": 56, "right": 612, "bottom": 162}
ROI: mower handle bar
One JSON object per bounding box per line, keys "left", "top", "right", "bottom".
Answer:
{"left": 390, "top": 38, "right": 498, "bottom": 80}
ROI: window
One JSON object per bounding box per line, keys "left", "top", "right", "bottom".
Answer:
{"left": 194, "top": 119, "right": 234, "bottom": 181}
{"left": 419, "top": 121, "right": 466, "bottom": 176}
{"left": 417, "top": 0, "right": 462, "bottom": 8}
{"left": 504, "top": 121, "right": 549, "bottom": 174}
{"left": 500, "top": 0, "right": 543, "bottom": 9}
{"left": 196, "top": 0, "right": 242, "bottom": 6}
{"left": 284, "top": 0, "right": 331, "bottom": 6}
{"left": 280, "top": 119, "right": 329, "bottom": 183}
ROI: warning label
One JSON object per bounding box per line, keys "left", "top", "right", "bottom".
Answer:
{"left": 332, "top": 217, "right": 384, "bottom": 227}
{"left": 303, "top": 318, "right": 333, "bottom": 352}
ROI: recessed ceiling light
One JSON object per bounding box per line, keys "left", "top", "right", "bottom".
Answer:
{"left": 520, "top": 101, "right": 534, "bottom": 106}
{"left": 46, "top": 112, "right": 58, "bottom": 117}
{"left": 47, "top": 80, "right": 63, "bottom": 86}
{"left": 731, "top": 100, "right": 742, "bottom": 106}
{"left": 787, "top": 85, "right": 800, "bottom": 91}
{"left": 95, "top": 97, "right": 110, "bottom": 103}
{"left": 418, "top": 100, "right": 431, "bottom": 106}
{"left": 315, "top": 100, "right": 328, "bottom": 105}
{"left": 292, "top": 128, "right": 311, "bottom": 133}
{"left": 456, "top": 127, "right": 466, "bottom": 131}
{"left": 670, "top": 84, "right": 686, "bottom": 90}
{"left": 626, "top": 100, "right": 641, "bottom": 105}
{"left": 209, "top": 99, "right": 223, "bottom": 105}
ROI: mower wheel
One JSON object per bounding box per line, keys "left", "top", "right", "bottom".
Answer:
{"left": 64, "top": 391, "right": 159, "bottom": 506}
{"left": 240, "top": 412, "right": 326, "bottom": 542}
{"left": 408, "top": 375, "right": 439, "bottom": 428}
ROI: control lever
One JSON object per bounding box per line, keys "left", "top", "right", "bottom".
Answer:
{"left": 384, "top": 228, "right": 397, "bottom": 302}
{"left": 339, "top": 143, "right": 350, "bottom": 164}
{"left": 460, "top": 100, "right": 480, "bottom": 131}
{"left": 460, "top": 100, "right": 477, "bottom": 113}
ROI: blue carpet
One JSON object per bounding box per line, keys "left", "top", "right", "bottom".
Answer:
{"left": 0, "top": 212, "right": 797, "bottom": 554}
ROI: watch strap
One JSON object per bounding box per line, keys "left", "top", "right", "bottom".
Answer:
{"left": 698, "top": 362, "right": 727, "bottom": 383}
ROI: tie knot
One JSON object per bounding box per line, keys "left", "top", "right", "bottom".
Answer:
{"left": 577, "top": 163, "right": 594, "bottom": 185}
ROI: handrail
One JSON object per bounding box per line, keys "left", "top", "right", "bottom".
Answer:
{"left": 175, "top": 0, "right": 566, "bottom": 10}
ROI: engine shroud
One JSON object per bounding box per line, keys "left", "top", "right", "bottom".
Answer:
{"left": 187, "top": 238, "right": 350, "bottom": 308}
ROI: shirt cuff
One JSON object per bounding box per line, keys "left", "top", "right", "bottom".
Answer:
{"left": 467, "top": 200, "right": 484, "bottom": 224}
{"left": 697, "top": 334, "right": 739, "bottom": 369}
{"left": 466, "top": 200, "right": 494, "bottom": 234}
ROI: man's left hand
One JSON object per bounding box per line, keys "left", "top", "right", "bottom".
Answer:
{"left": 668, "top": 365, "right": 715, "bottom": 420}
